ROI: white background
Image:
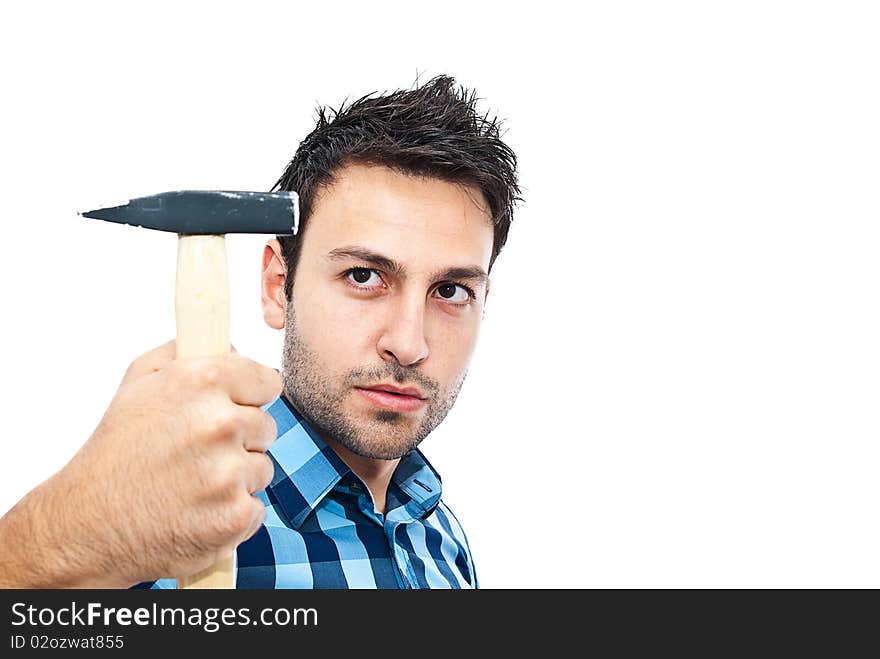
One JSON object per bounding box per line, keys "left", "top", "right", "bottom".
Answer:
{"left": 1, "top": 1, "right": 877, "bottom": 588}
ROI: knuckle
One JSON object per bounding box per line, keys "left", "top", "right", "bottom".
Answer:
{"left": 199, "top": 361, "right": 224, "bottom": 388}
{"left": 209, "top": 409, "right": 241, "bottom": 442}
{"left": 258, "top": 454, "right": 275, "bottom": 489}
{"left": 213, "top": 511, "right": 241, "bottom": 542}
{"left": 211, "top": 495, "right": 254, "bottom": 542}
{"left": 178, "top": 359, "right": 223, "bottom": 390}
{"left": 240, "top": 410, "right": 276, "bottom": 451}
{"left": 263, "top": 413, "right": 278, "bottom": 443}
{"left": 230, "top": 495, "right": 258, "bottom": 535}
{"left": 124, "top": 356, "right": 142, "bottom": 377}
{"left": 211, "top": 456, "right": 242, "bottom": 496}
{"left": 249, "top": 410, "right": 277, "bottom": 446}
{"left": 251, "top": 496, "right": 266, "bottom": 522}
{"left": 123, "top": 353, "right": 151, "bottom": 382}
{"left": 243, "top": 499, "right": 266, "bottom": 541}
{"left": 252, "top": 499, "right": 267, "bottom": 526}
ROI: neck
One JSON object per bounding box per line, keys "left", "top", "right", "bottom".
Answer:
{"left": 285, "top": 396, "right": 399, "bottom": 516}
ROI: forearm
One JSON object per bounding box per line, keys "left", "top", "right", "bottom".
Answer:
{"left": 0, "top": 480, "right": 64, "bottom": 587}
{"left": 0, "top": 475, "right": 128, "bottom": 589}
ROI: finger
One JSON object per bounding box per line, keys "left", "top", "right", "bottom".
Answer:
{"left": 239, "top": 407, "right": 278, "bottom": 453}
{"left": 242, "top": 451, "right": 275, "bottom": 494}
{"left": 239, "top": 497, "right": 267, "bottom": 544}
{"left": 219, "top": 354, "right": 283, "bottom": 407}
{"left": 122, "top": 340, "right": 177, "bottom": 384}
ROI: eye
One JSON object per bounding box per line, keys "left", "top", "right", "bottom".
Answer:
{"left": 345, "top": 267, "right": 384, "bottom": 289}
{"left": 433, "top": 282, "right": 474, "bottom": 304}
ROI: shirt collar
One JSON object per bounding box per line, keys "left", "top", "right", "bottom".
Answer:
{"left": 263, "top": 394, "right": 443, "bottom": 528}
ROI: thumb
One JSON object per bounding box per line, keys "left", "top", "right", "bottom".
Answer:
{"left": 120, "top": 340, "right": 177, "bottom": 385}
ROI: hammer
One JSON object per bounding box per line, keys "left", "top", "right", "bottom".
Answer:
{"left": 80, "top": 190, "right": 298, "bottom": 589}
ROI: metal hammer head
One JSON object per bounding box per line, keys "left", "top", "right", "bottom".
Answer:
{"left": 80, "top": 190, "right": 299, "bottom": 235}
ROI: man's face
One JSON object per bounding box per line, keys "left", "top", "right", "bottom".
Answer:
{"left": 272, "top": 163, "right": 493, "bottom": 460}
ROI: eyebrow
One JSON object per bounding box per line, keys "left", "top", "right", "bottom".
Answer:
{"left": 325, "top": 246, "right": 489, "bottom": 286}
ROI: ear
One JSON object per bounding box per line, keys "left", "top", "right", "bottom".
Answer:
{"left": 261, "top": 239, "right": 288, "bottom": 330}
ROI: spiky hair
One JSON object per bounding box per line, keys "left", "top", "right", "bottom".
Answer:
{"left": 271, "top": 74, "right": 522, "bottom": 300}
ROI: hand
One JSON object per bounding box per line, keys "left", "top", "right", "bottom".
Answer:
{"left": 0, "top": 341, "right": 281, "bottom": 588}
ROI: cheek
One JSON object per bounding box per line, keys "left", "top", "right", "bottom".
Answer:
{"left": 428, "top": 312, "right": 481, "bottom": 375}
{"left": 293, "top": 287, "right": 376, "bottom": 356}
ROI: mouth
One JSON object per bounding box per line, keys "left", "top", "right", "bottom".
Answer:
{"left": 360, "top": 383, "right": 426, "bottom": 399}
{"left": 355, "top": 385, "right": 427, "bottom": 413}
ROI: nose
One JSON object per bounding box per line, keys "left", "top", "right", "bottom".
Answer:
{"left": 376, "top": 296, "right": 430, "bottom": 367}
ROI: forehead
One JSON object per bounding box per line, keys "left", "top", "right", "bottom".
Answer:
{"left": 302, "top": 163, "right": 494, "bottom": 270}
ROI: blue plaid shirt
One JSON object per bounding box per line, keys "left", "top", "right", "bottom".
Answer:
{"left": 137, "top": 394, "right": 477, "bottom": 589}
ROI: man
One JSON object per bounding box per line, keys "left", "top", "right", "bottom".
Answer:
{"left": 0, "top": 75, "right": 520, "bottom": 589}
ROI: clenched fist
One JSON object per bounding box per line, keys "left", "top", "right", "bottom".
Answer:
{"left": 0, "top": 341, "right": 282, "bottom": 588}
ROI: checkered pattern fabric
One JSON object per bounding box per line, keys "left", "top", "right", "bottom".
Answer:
{"left": 135, "top": 395, "right": 477, "bottom": 589}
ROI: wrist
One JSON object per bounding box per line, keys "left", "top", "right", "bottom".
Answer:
{"left": 40, "top": 470, "right": 135, "bottom": 588}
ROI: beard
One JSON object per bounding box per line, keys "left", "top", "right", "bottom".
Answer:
{"left": 280, "top": 306, "right": 466, "bottom": 460}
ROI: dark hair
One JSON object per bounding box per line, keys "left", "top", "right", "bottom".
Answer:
{"left": 270, "top": 74, "right": 522, "bottom": 301}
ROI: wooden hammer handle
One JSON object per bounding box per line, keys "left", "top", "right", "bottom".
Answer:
{"left": 174, "top": 234, "right": 235, "bottom": 589}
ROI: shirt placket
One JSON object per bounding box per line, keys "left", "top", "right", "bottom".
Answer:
{"left": 350, "top": 480, "right": 416, "bottom": 589}
{"left": 386, "top": 521, "right": 420, "bottom": 589}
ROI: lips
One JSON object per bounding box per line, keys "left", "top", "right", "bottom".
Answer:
{"left": 355, "top": 385, "right": 427, "bottom": 412}
{"left": 360, "top": 384, "right": 426, "bottom": 399}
